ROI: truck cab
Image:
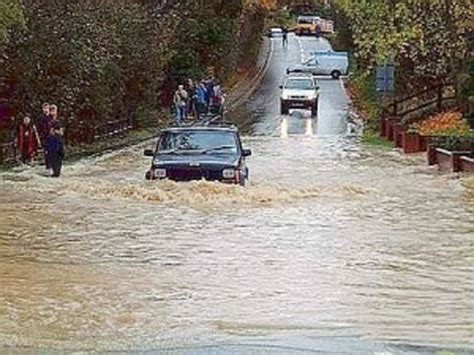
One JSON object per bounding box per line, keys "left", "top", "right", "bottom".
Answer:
{"left": 294, "top": 16, "right": 318, "bottom": 36}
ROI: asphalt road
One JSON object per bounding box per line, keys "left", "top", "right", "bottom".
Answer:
{"left": 231, "top": 34, "right": 348, "bottom": 137}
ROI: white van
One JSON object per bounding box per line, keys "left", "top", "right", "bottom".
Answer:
{"left": 287, "top": 50, "right": 349, "bottom": 79}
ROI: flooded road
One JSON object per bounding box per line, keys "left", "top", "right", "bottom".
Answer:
{"left": 0, "top": 35, "right": 473, "bottom": 354}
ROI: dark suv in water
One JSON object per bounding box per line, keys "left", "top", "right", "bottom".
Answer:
{"left": 144, "top": 125, "right": 252, "bottom": 186}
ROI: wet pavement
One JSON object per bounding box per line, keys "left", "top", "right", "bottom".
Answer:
{"left": 0, "top": 35, "right": 473, "bottom": 354}
{"left": 233, "top": 35, "right": 347, "bottom": 136}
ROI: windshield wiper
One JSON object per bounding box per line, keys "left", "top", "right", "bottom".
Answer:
{"left": 160, "top": 148, "right": 207, "bottom": 155}
{"left": 203, "top": 145, "right": 236, "bottom": 154}
{"left": 159, "top": 149, "right": 179, "bottom": 155}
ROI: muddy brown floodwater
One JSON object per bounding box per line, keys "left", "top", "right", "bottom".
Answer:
{"left": 0, "top": 35, "right": 473, "bottom": 354}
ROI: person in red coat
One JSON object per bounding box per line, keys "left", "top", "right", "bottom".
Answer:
{"left": 17, "top": 115, "right": 41, "bottom": 165}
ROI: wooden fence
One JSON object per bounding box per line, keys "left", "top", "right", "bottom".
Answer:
{"left": 383, "top": 82, "right": 457, "bottom": 125}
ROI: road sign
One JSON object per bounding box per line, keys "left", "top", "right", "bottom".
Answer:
{"left": 376, "top": 62, "right": 395, "bottom": 93}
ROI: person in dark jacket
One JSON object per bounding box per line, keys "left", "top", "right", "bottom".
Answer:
{"left": 45, "top": 125, "right": 64, "bottom": 177}
{"left": 37, "top": 102, "right": 52, "bottom": 140}
{"left": 186, "top": 78, "right": 197, "bottom": 119}
{"left": 37, "top": 102, "right": 53, "bottom": 168}
{"left": 205, "top": 77, "right": 215, "bottom": 107}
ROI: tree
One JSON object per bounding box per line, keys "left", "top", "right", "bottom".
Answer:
{"left": 1, "top": 0, "right": 179, "bottom": 141}
{"left": 334, "top": 0, "right": 473, "bottom": 89}
{"left": 0, "top": 0, "right": 24, "bottom": 43}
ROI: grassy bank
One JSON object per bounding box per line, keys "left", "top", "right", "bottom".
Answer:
{"left": 361, "top": 132, "right": 394, "bottom": 149}
{"left": 345, "top": 71, "right": 393, "bottom": 147}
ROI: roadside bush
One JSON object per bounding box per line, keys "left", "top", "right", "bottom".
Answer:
{"left": 347, "top": 71, "right": 381, "bottom": 132}
{"left": 411, "top": 111, "right": 472, "bottom": 137}
{"left": 1, "top": 0, "right": 178, "bottom": 142}
{"left": 0, "top": 0, "right": 270, "bottom": 152}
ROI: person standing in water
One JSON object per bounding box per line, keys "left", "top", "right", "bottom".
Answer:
{"left": 45, "top": 124, "right": 64, "bottom": 177}
{"left": 17, "top": 115, "right": 41, "bottom": 165}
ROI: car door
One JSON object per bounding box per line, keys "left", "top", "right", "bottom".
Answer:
{"left": 304, "top": 58, "right": 317, "bottom": 75}
{"left": 311, "top": 58, "right": 322, "bottom": 75}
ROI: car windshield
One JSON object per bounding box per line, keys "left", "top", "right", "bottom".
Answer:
{"left": 297, "top": 17, "right": 313, "bottom": 24}
{"left": 158, "top": 130, "right": 238, "bottom": 154}
{"left": 285, "top": 79, "right": 314, "bottom": 90}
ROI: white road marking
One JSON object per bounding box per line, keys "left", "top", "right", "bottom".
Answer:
{"left": 296, "top": 36, "right": 305, "bottom": 62}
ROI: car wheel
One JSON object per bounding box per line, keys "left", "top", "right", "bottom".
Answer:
{"left": 145, "top": 170, "right": 152, "bottom": 180}
{"left": 281, "top": 102, "right": 289, "bottom": 115}
{"left": 238, "top": 170, "right": 247, "bottom": 187}
{"left": 311, "top": 99, "right": 318, "bottom": 117}
{"left": 331, "top": 70, "right": 341, "bottom": 80}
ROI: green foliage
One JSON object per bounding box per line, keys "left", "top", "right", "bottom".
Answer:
{"left": 0, "top": 0, "right": 24, "bottom": 43}
{"left": 1, "top": 0, "right": 178, "bottom": 138}
{"left": 266, "top": 8, "right": 293, "bottom": 29}
{"left": 334, "top": 0, "right": 472, "bottom": 85}
{"left": 460, "top": 54, "right": 474, "bottom": 128}
{"left": 430, "top": 134, "right": 474, "bottom": 151}
{"left": 0, "top": 0, "right": 268, "bottom": 149}
{"left": 362, "top": 132, "right": 394, "bottom": 149}
{"left": 169, "top": 0, "right": 263, "bottom": 83}
{"left": 349, "top": 71, "right": 382, "bottom": 132}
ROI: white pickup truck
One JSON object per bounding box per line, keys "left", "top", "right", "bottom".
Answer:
{"left": 287, "top": 50, "right": 349, "bottom": 79}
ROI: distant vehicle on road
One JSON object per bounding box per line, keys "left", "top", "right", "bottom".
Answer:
{"left": 267, "top": 27, "right": 283, "bottom": 37}
{"left": 144, "top": 125, "right": 251, "bottom": 186}
{"left": 287, "top": 50, "right": 349, "bottom": 79}
{"left": 293, "top": 16, "right": 334, "bottom": 36}
{"left": 294, "top": 15, "right": 318, "bottom": 36}
{"left": 279, "top": 74, "right": 320, "bottom": 117}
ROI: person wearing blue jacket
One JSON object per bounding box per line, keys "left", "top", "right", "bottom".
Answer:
{"left": 45, "top": 125, "right": 64, "bottom": 177}
{"left": 196, "top": 81, "right": 208, "bottom": 117}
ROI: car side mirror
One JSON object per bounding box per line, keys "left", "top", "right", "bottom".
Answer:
{"left": 279, "top": 84, "right": 283, "bottom": 89}
{"left": 144, "top": 149, "right": 154, "bottom": 157}
{"left": 242, "top": 149, "right": 252, "bottom": 157}
{"left": 316, "top": 86, "right": 320, "bottom": 90}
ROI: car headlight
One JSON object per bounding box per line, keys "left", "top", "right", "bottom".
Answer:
{"left": 154, "top": 168, "right": 167, "bottom": 179}
{"left": 222, "top": 169, "right": 236, "bottom": 179}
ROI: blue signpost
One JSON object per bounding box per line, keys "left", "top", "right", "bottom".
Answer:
{"left": 376, "top": 61, "right": 395, "bottom": 94}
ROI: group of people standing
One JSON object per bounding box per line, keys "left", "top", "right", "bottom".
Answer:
{"left": 16, "top": 102, "right": 64, "bottom": 177}
{"left": 173, "top": 77, "right": 225, "bottom": 125}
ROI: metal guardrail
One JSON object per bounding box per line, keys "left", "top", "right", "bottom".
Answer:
{"left": 93, "top": 118, "right": 134, "bottom": 141}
